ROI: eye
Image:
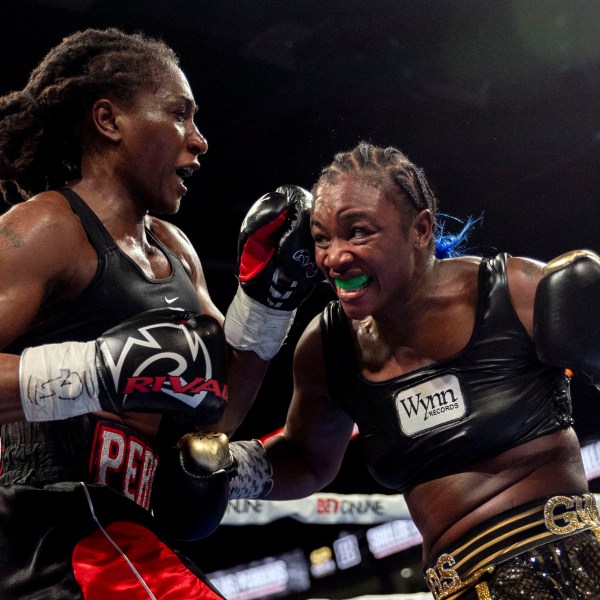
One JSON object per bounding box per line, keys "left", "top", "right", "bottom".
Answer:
{"left": 172, "top": 105, "right": 194, "bottom": 123}
{"left": 350, "top": 226, "right": 373, "bottom": 241}
{"left": 174, "top": 111, "right": 187, "bottom": 122}
{"left": 312, "top": 232, "right": 329, "bottom": 248}
{"left": 312, "top": 233, "right": 327, "bottom": 248}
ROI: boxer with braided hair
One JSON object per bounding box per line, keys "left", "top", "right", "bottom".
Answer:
{"left": 0, "top": 28, "right": 180, "bottom": 201}
{"left": 0, "top": 28, "right": 319, "bottom": 599}
{"left": 318, "top": 142, "right": 477, "bottom": 258}
{"left": 206, "top": 142, "right": 600, "bottom": 598}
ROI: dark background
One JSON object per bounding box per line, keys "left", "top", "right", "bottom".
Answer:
{"left": 2, "top": 1, "right": 600, "bottom": 597}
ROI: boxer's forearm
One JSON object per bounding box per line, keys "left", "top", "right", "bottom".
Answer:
{"left": 202, "top": 348, "right": 268, "bottom": 438}
{"left": 0, "top": 353, "right": 25, "bottom": 424}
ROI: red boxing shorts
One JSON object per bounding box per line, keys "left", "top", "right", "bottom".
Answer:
{"left": 0, "top": 481, "right": 225, "bottom": 599}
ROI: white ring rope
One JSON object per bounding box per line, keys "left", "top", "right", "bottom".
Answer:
{"left": 222, "top": 493, "right": 413, "bottom": 526}
{"left": 222, "top": 439, "right": 600, "bottom": 530}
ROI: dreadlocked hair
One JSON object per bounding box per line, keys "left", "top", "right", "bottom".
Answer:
{"left": 0, "top": 28, "right": 179, "bottom": 204}
{"left": 314, "top": 141, "right": 480, "bottom": 258}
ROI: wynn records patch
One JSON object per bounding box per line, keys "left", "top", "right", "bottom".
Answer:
{"left": 394, "top": 373, "right": 467, "bottom": 437}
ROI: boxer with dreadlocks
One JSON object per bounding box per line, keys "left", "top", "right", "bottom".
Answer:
{"left": 0, "top": 27, "right": 318, "bottom": 599}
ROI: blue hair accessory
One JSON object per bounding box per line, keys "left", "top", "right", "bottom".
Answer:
{"left": 434, "top": 213, "right": 483, "bottom": 259}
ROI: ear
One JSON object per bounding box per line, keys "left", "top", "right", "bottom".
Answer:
{"left": 412, "top": 209, "right": 434, "bottom": 250}
{"left": 90, "top": 98, "right": 125, "bottom": 142}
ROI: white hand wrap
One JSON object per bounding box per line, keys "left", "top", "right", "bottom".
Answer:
{"left": 229, "top": 439, "right": 273, "bottom": 499}
{"left": 19, "top": 341, "right": 102, "bottom": 421}
{"left": 224, "top": 286, "right": 296, "bottom": 361}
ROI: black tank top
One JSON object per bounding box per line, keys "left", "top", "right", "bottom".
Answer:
{"left": 321, "top": 253, "right": 573, "bottom": 491}
{"left": 1, "top": 189, "right": 202, "bottom": 486}
{"left": 6, "top": 188, "right": 201, "bottom": 352}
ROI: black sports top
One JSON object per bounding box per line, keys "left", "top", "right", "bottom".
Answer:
{"left": 321, "top": 253, "right": 573, "bottom": 492}
{"left": 0, "top": 189, "right": 202, "bottom": 488}
{"left": 6, "top": 188, "right": 201, "bottom": 353}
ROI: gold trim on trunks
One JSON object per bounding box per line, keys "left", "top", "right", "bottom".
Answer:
{"left": 424, "top": 494, "right": 600, "bottom": 600}
{"left": 425, "top": 558, "right": 493, "bottom": 600}
{"left": 475, "top": 582, "right": 492, "bottom": 600}
{"left": 543, "top": 494, "right": 600, "bottom": 534}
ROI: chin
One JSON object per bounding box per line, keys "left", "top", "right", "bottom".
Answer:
{"left": 339, "top": 300, "right": 371, "bottom": 321}
{"left": 156, "top": 197, "right": 182, "bottom": 215}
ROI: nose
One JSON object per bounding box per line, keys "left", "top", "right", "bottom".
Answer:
{"left": 188, "top": 123, "right": 208, "bottom": 156}
{"left": 320, "top": 239, "right": 353, "bottom": 272}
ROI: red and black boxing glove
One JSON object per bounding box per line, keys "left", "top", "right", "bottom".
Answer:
{"left": 19, "top": 307, "right": 227, "bottom": 424}
{"left": 238, "top": 184, "right": 321, "bottom": 310}
{"left": 225, "top": 185, "right": 323, "bottom": 360}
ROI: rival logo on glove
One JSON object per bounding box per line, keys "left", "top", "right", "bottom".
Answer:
{"left": 123, "top": 375, "right": 227, "bottom": 398}
{"left": 98, "top": 320, "right": 227, "bottom": 409}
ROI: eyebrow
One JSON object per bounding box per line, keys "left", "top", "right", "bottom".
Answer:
{"left": 178, "top": 95, "right": 198, "bottom": 114}
{"left": 340, "top": 210, "right": 371, "bottom": 221}
{"left": 311, "top": 210, "right": 373, "bottom": 229}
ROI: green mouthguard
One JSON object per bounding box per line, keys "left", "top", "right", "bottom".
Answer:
{"left": 335, "top": 274, "right": 370, "bottom": 291}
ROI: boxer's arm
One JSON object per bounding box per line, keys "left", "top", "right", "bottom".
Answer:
{"left": 505, "top": 255, "right": 546, "bottom": 338}
{"left": 0, "top": 195, "right": 86, "bottom": 424}
{"left": 183, "top": 317, "right": 353, "bottom": 502}
{"left": 152, "top": 186, "right": 324, "bottom": 438}
{"left": 218, "top": 186, "right": 322, "bottom": 435}
{"left": 262, "top": 315, "right": 355, "bottom": 500}
{"left": 0, "top": 356, "right": 22, "bottom": 424}
{"left": 186, "top": 249, "right": 268, "bottom": 437}
{"left": 149, "top": 217, "right": 268, "bottom": 437}
{"left": 18, "top": 308, "right": 228, "bottom": 422}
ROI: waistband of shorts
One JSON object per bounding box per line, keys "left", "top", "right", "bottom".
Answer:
{"left": 424, "top": 493, "right": 600, "bottom": 600}
{"left": 1, "top": 417, "right": 159, "bottom": 511}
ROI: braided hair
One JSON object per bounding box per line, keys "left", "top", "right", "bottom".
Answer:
{"left": 0, "top": 28, "right": 179, "bottom": 204}
{"left": 313, "top": 141, "right": 479, "bottom": 258}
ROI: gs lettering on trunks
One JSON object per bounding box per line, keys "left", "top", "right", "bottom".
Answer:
{"left": 89, "top": 420, "right": 159, "bottom": 510}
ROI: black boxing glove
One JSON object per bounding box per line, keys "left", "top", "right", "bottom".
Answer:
{"left": 534, "top": 249, "right": 600, "bottom": 382}
{"left": 238, "top": 184, "right": 320, "bottom": 310}
{"left": 225, "top": 185, "right": 322, "bottom": 360}
{"left": 19, "top": 307, "right": 227, "bottom": 423}
{"left": 152, "top": 432, "right": 234, "bottom": 540}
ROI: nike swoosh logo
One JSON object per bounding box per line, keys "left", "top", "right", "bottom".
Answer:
{"left": 165, "top": 296, "right": 179, "bottom": 304}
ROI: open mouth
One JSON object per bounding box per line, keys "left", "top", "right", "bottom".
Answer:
{"left": 335, "top": 274, "right": 371, "bottom": 292}
{"left": 176, "top": 166, "right": 196, "bottom": 179}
